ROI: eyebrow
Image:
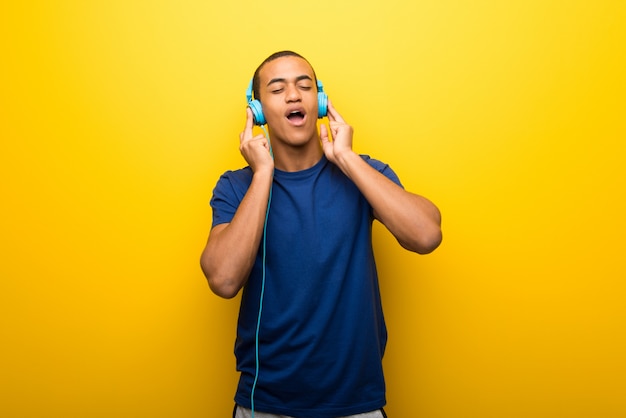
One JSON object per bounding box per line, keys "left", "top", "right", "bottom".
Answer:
{"left": 266, "top": 74, "right": 313, "bottom": 87}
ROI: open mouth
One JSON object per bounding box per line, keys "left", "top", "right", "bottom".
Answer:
{"left": 286, "top": 110, "right": 306, "bottom": 124}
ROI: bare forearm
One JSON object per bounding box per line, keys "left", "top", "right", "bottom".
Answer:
{"left": 200, "top": 171, "right": 273, "bottom": 298}
{"left": 335, "top": 151, "right": 442, "bottom": 254}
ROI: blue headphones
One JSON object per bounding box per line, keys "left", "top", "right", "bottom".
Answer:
{"left": 245, "top": 78, "right": 328, "bottom": 126}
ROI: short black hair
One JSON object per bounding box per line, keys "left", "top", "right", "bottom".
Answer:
{"left": 252, "top": 50, "right": 318, "bottom": 101}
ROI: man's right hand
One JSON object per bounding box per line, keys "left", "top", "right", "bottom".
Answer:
{"left": 239, "top": 107, "right": 274, "bottom": 174}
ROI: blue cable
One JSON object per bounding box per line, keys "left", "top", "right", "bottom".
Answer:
{"left": 250, "top": 125, "right": 273, "bottom": 418}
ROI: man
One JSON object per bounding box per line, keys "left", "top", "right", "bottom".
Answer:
{"left": 201, "top": 51, "right": 442, "bottom": 418}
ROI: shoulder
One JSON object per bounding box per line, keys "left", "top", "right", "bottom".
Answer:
{"left": 210, "top": 167, "right": 253, "bottom": 226}
{"left": 217, "top": 166, "right": 253, "bottom": 183}
{"left": 211, "top": 166, "right": 253, "bottom": 207}
{"left": 214, "top": 166, "right": 253, "bottom": 192}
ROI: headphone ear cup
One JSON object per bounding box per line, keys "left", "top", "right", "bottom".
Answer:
{"left": 248, "top": 99, "right": 265, "bottom": 126}
{"left": 318, "top": 91, "right": 328, "bottom": 118}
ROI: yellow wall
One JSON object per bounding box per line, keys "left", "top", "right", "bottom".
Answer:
{"left": 1, "top": 1, "right": 624, "bottom": 417}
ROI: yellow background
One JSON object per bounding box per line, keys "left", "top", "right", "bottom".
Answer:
{"left": 1, "top": 1, "right": 624, "bottom": 417}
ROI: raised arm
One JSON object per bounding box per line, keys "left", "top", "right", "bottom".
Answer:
{"left": 200, "top": 109, "right": 274, "bottom": 298}
{"left": 320, "top": 101, "right": 442, "bottom": 254}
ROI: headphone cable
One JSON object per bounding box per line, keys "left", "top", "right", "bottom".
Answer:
{"left": 250, "top": 125, "right": 273, "bottom": 418}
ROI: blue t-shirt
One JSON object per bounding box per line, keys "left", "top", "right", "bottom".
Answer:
{"left": 210, "top": 155, "right": 403, "bottom": 417}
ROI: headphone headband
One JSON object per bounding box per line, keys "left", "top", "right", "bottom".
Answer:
{"left": 246, "top": 79, "right": 254, "bottom": 103}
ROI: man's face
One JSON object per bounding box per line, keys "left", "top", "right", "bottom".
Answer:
{"left": 257, "top": 56, "right": 319, "bottom": 147}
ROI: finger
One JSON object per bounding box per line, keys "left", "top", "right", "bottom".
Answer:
{"left": 325, "top": 99, "right": 336, "bottom": 122}
{"left": 242, "top": 107, "right": 254, "bottom": 140}
{"left": 243, "top": 134, "right": 267, "bottom": 146}
{"left": 326, "top": 100, "right": 346, "bottom": 124}
{"left": 252, "top": 134, "right": 267, "bottom": 144}
{"left": 240, "top": 134, "right": 269, "bottom": 156}
{"left": 319, "top": 124, "right": 330, "bottom": 145}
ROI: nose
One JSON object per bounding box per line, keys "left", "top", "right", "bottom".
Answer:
{"left": 285, "top": 83, "right": 301, "bottom": 102}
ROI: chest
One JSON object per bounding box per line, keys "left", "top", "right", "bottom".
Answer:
{"left": 267, "top": 171, "right": 370, "bottom": 245}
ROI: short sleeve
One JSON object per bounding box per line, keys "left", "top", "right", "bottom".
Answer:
{"left": 209, "top": 168, "right": 253, "bottom": 228}
{"left": 361, "top": 155, "right": 404, "bottom": 188}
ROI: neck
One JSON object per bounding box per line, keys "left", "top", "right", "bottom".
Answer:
{"left": 271, "top": 141, "right": 323, "bottom": 172}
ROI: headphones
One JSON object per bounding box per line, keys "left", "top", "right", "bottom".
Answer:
{"left": 245, "top": 78, "right": 328, "bottom": 126}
